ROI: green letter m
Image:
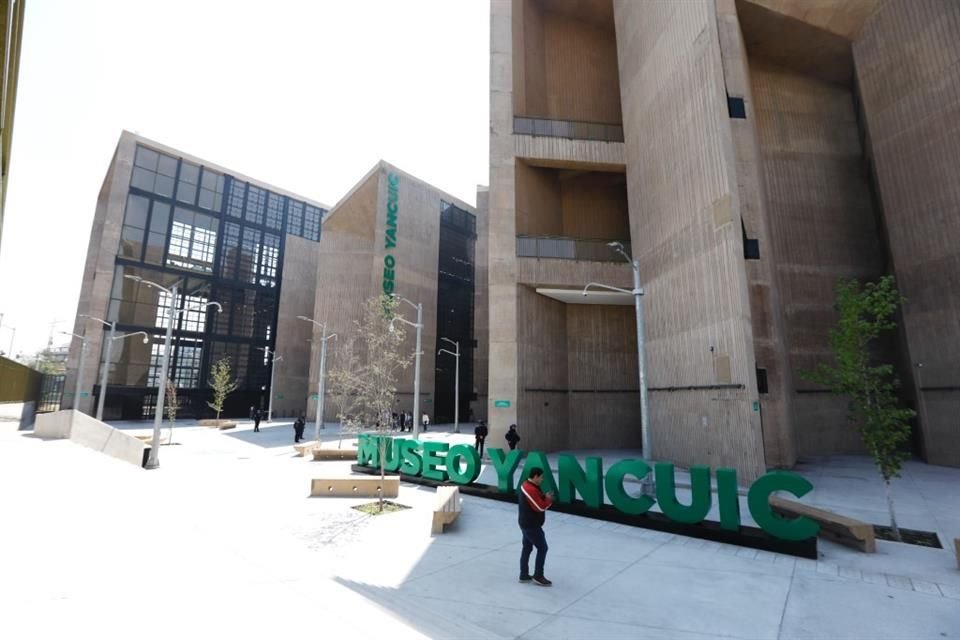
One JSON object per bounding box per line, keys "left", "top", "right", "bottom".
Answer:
{"left": 357, "top": 434, "right": 379, "bottom": 467}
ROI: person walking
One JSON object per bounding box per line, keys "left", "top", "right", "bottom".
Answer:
{"left": 249, "top": 404, "right": 256, "bottom": 421}
{"left": 421, "top": 412, "right": 430, "bottom": 432}
{"left": 398, "top": 411, "right": 406, "bottom": 432}
{"left": 518, "top": 467, "right": 553, "bottom": 586}
{"left": 506, "top": 424, "right": 520, "bottom": 450}
{"left": 474, "top": 420, "right": 489, "bottom": 457}
{"left": 253, "top": 408, "right": 262, "bottom": 433}
{"left": 293, "top": 414, "right": 306, "bottom": 443}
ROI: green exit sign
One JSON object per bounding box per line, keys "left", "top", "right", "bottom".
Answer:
{"left": 494, "top": 400, "right": 511, "bottom": 408}
{"left": 310, "top": 393, "right": 319, "bottom": 400}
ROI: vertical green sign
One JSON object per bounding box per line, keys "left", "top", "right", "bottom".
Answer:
{"left": 382, "top": 172, "right": 400, "bottom": 296}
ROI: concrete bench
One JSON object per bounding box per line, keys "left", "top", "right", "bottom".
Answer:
{"left": 312, "top": 448, "right": 357, "bottom": 461}
{"left": 294, "top": 441, "right": 318, "bottom": 457}
{"left": 431, "top": 485, "right": 461, "bottom": 534}
{"left": 770, "top": 495, "right": 875, "bottom": 553}
{"left": 310, "top": 476, "right": 399, "bottom": 498}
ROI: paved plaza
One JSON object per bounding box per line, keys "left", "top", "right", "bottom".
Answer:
{"left": 0, "top": 419, "right": 957, "bottom": 639}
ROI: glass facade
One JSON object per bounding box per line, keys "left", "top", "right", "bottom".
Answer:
{"left": 98, "top": 143, "right": 326, "bottom": 419}
{"left": 433, "top": 200, "right": 477, "bottom": 424}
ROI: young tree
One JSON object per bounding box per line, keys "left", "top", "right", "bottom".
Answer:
{"left": 164, "top": 378, "right": 179, "bottom": 445}
{"left": 327, "top": 335, "right": 363, "bottom": 450}
{"left": 207, "top": 356, "right": 239, "bottom": 427}
{"left": 335, "top": 295, "right": 412, "bottom": 511}
{"left": 803, "top": 276, "right": 915, "bottom": 541}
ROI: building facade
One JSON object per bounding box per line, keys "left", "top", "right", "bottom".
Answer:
{"left": 65, "top": 132, "right": 328, "bottom": 419}
{"left": 308, "top": 162, "right": 483, "bottom": 426}
{"left": 488, "top": 0, "right": 960, "bottom": 477}
{"left": 1, "top": 0, "right": 26, "bottom": 259}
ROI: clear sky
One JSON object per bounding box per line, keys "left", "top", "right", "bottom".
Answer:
{"left": 0, "top": 0, "right": 490, "bottom": 358}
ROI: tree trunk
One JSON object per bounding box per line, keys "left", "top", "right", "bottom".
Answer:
{"left": 883, "top": 479, "right": 903, "bottom": 542}
{"left": 378, "top": 437, "right": 385, "bottom": 513}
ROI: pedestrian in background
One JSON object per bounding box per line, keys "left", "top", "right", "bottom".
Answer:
{"left": 422, "top": 412, "right": 430, "bottom": 432}
{"left": 518, "top": 467, "right": 553, "bottom": 586}
{"left": 293, "top": 414, "right": 306, "bottom": 443}
{"left": 474, "top": 420, "right": 489, "bottom": 457}
{"left": 506, "top": 424, "right": 520, "bottom": 450}
{"left": 253, "top": 408, "right": 262, "bottom": 433}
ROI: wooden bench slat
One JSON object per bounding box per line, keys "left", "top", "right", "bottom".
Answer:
{"left": 770, "top": 495, "right": 875, "bottom": 553}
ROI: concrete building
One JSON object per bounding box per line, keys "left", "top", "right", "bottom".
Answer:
{"left": 65, "top": 132, "right": 329, "bottom": 419}
{"left": 308, "top": 161, "right": 484, "bottom": 427}
{"left": 67, "top": 134, "right": 487, "bottom": 426}
{"left": 488, "top": 0, "right": 960, "bottom": 477}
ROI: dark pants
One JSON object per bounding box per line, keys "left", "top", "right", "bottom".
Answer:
{"left": 508, "top": 442, "right": 517, "bottom": 451}
{"left": 475, "top": 436, "right": 485, "bottom": 457}
{"left": 254, "top": 418, "right": 261, "bottom": 432}
{"left": 294, "top": 425, "right": 304, "bottom": 442}
{"left": 520, "top": 526, "right": 548, "bottom": 578}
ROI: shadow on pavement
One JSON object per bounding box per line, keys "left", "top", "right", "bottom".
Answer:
{"left": 223, "top": 422, "right": 298, "bottom": 449}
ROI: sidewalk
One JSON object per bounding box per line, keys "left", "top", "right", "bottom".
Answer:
{"left": 1, "top": 420, "right": 956, "bottom": 639}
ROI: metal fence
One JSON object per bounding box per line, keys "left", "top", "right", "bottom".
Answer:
{"left": 513, "top": 116, "right": 625, "bottom": 143}
{"left": 516, "top": 236, "right": 631, "bottom": 262}
{"left": 37, "top": 374, "right": 65, "bottom": 413}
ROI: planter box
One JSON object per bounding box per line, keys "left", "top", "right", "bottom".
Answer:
{"left": 198, "top": 419, "right": 236, "bottom": 429}
{"left": 312, "top": 448, "right": 358, "bottom": 461}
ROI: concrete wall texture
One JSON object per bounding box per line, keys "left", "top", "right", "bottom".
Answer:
{"left": 308, "top": 162, "right": 477, "bottom": 424}
{"left": 489, "top": 0, "right": 960, "bottom": 475}
{"left": 854, "top": 0, "right": 960, "bottom": 467}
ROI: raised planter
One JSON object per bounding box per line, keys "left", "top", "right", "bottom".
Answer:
{"left": 312, "top": 448, "right": 357, "bottom": 461}
{"left": 197, "top": 419, "right": 237, "bottom": 430}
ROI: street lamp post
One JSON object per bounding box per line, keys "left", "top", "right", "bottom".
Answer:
{"left": 298, "top": 316, "right": 337, "bottom": 443}
{"left": 80, "top": 314, "right": 150, "bottom": 421}
{"left": 583, "top": 241, "right": 651, "bottom": 461}
{"left": 257, "top": 346, "right": 282, "bottom": 423}
{"left": 389, "top": 294, "right": 423, "bottom": 438}
{"left": 124, "top": 275, "right": 221, "bottom": 469}
{"left": 61, "top": 331, "right": 89, "bottom": 412}
{"left": 438, "top": 337, "right": 461, "bottom": 434}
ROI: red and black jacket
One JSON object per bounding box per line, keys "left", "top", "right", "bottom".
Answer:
{"left": 518, "top": 479, "right": 553, "bottom": 528}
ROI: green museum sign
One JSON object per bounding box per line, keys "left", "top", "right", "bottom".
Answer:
{"left": 356, "top": 435, "right": 820, "bottom": 542}
{"left": 382, "top": 172, "right": 400, "bottom": 296}
{"left": 493, "top": 399, "right": 511, "bottom": 408}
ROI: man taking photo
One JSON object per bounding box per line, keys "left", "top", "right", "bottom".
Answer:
{"left": 518, "top": 467, "right": 553, "bottom": 586}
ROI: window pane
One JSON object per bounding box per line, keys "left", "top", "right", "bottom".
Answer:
{"left": 179, "top": 162, "right": 199, "bottom": 184}
{"left": 157, "top": 154, "right": 178, "bottom": 178}
{"left": 239, "top": 227, "right": 261, "bottom": 284}
{"left": 155, "top": 174, "right": 175, "bottom": 198}
{"left": 124, "top": 194, "right": 149, "bottom": 229}
{"left": 135, "top": 146, "right": 159, "bottom": 171}
{"left": 259, "top": 232, "right": 280, "bottom": 287}
{"left": 287, "top": 200, "right": 303, "bottom": 236}
{"left": 177, "top": 162, "right": 199, "bottom": 204}
{"left": 119, "top": 226, "right": 144, "bottom": 259}
{"left": 149, "top": 201, "right": 170, "bottom": 234}
{"left": 219, "top": 222, "right": 240, "bottom": 279}
{"left": 265, "top": 192, "right": 284, "bottom": 230}
{"left": 245, "top": 185, "right": 265, "bottom": 224}
{"left": 144, "top": 232, "right": 165, "bottom": 264}
{"left": 226, "top": 180, "right": 245, "bottom": 218}
{"left": 131, "top": 167, "right": 155, "bottom": 192}
{"left": 304, "top": 205, "right": 321, "bottom": 241}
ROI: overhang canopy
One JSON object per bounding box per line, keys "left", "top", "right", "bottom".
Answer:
{"left": 536, "top": 287, "right": 633, "bottom": 306}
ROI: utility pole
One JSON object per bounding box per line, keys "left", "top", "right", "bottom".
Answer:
{"left": 298, "top": 315, "right": 337, "bottom": 442}
{"left": 439, "top": 337, "right": 461, "bottom": 434}
{"left": 583, "top": 241, "right": 651, "bottom": 460}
